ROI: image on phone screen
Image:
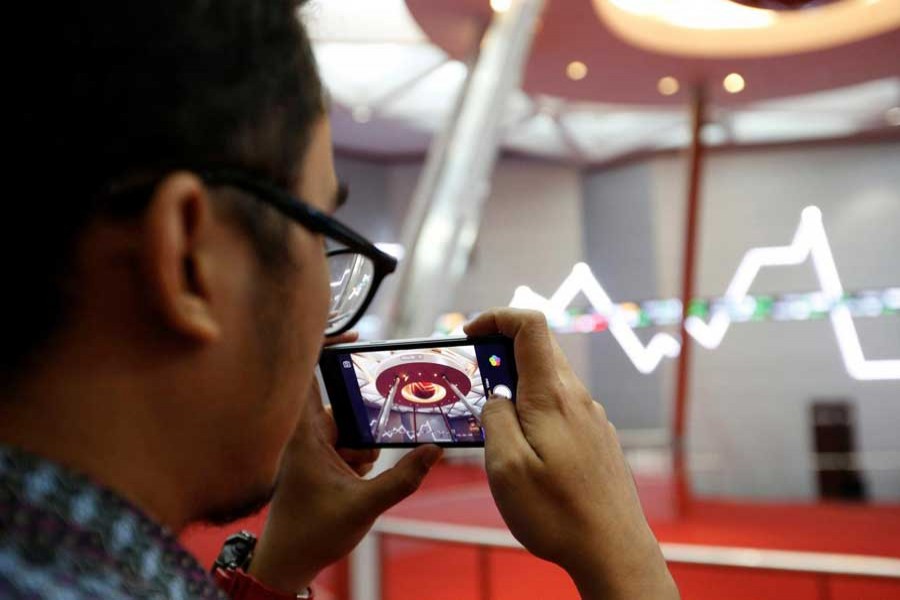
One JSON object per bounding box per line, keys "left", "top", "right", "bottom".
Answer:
{"left": 320, "top": 336, "right": 516, "bottom": 447}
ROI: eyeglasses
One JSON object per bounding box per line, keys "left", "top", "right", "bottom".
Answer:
{"left": 201, "top": 170, "right": 398, "bottom": 337}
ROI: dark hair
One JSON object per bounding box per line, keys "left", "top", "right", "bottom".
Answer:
{"left": 5, "top": 0, "right": 323, "bottom": 378}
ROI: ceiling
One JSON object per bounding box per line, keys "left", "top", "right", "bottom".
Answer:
{"left": 306, "top": 0, "right": 900, "bottom": 163}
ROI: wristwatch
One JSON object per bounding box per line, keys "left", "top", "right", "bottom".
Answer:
{"left": 212, "top": 531, "right": 313, "bottom": 600}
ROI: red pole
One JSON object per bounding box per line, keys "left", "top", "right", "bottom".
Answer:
{"left": 378, "top": 536, "right": 386, "bottom": 600}
{"left": 673, "top": 85, "right": 706, "bottom": 516}
{"left": 334, "top": 557, "right": 350, "bottom": 600}
{"left": 478, "top": 547, "right": 492, "bottom": 600}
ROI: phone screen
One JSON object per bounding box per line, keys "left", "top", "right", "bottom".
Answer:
{"left": 319, "top": 335, "right": 517, "bottom": 447}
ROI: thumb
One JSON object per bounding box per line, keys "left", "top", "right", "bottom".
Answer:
{"left": 363, "top": 445, "right": 443, "bottom": 514}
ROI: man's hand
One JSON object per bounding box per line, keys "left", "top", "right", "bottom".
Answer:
{"left": 248, "top": 332, "right": 442, "bottom": 594}
{"left": 465, "top": 309, "right": 679, "bottom": 600}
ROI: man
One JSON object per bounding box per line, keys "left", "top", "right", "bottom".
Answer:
{"left": 2, "top": 1, "right": 678, "bottom": 598}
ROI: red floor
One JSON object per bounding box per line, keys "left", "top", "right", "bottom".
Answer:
{"left": 182, "top": 463, "right": 900, "bottom": 599}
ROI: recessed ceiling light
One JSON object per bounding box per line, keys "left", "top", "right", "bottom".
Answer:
{"left": 566, "top": 61, "right": 588, "bottom": 81}
{"left": 490, "top": 0, "right": 512, "bottom": 13}
{"left": 723, "top": 73, "right": 746, "bottom": 94}
{"left": 886, "top": 107, "right": 900, "bottom": 126}
{"left": 657, "top": 76, "right": 680, "bottom": 96}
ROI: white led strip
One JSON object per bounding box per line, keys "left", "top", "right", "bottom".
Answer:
{"left": 509, "top": 206, "right": 900, "bottom": 381}
{"left": 510, "top": 264, "right": 681, "bottom": 374}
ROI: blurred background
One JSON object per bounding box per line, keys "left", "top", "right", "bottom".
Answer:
{"left": 184, "top": 1, "right": 900, "bottom": 598}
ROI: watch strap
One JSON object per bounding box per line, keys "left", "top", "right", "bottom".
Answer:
{"left": 214, "top": 567, "right": 313, "bottom": 600}
{"left": 213, "top": 531, "right": 257, "bottom": 572}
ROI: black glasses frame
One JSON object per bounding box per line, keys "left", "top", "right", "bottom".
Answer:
{"left": 201, "top": 169, "right": 398, "bottom": 336}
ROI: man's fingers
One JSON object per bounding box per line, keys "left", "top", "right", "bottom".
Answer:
{"left": 482, "top": 394, "right": 539, "bottom": 469}
{"left": 353, "top": 462, "right": 375, "bottom": 477}
{"left": 363, "top": 445, "right": 442, "bottom": 514}
{"left": 324, "top": 330, "right": 359, "bottom": 347}
{"left": 464, "top": 309, "right": 561, "bottom": 391}
{"left": 338, "top": 447, "right": 380, "bottom": 464}
{"left": 467, "top": 308, "right": 573, "bottom": 381}
{"left": 337, "top": 448, "right": 380, "bottom": 477}
{"left": 465, "top": 309, "right": 566, "bottom": 411}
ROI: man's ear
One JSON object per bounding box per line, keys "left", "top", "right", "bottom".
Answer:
{"left": 140, "top": 172, "right": 221, "bottom": 343}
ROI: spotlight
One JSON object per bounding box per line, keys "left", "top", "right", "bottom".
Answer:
{"left": 490, "top": 0, "right": 512, "bottom": 13}
{"left": 657, "top": 76, "right": 680, "bottom": 96}
{"left": 723, "top": 73, "right": 746, "bottom": 94}
{"left": 566, "top": 61, "right": 588, "bottom": 81}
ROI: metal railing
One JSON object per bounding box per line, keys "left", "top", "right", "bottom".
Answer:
{"left": 359, "top": 515, "right": 900, "bottom": 600}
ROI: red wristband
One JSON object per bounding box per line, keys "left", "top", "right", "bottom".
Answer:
{"left": 213, "top": 567, "right": 313, "bottom": 600}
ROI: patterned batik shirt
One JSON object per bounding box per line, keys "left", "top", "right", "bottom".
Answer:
{"left": 0, "top": 445, "right": 228, "bottom": 599}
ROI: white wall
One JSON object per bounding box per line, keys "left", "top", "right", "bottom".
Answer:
{"left": 584, "top": 141, "right": 900, "bottom": 500}
{"left": 451, "top": 159, "right": 585, "bottom": 313}
{"left": 582, "top": 161, "right": 675, "bottom": 430}
{"left": 381, "top": 158, "right": 585, "bottom": 308}
{"left": 689, "top": 143, "right": 900, "bottom": 501}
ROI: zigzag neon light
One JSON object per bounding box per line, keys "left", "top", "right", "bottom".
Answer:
{"left": 509, "top": 206, "right": 900, "bottom": 381}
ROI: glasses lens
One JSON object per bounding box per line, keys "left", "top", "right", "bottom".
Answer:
{"left": 327, "top": 252, "right": 375, "bottom": 335}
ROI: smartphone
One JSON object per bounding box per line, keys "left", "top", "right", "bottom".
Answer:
{"left": 318, "top": 335, "right": 517, "bottom": 448}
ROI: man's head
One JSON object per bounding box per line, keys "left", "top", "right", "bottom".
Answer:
{"left": 5, "top": 0, "right": 338, "bottom": 527}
